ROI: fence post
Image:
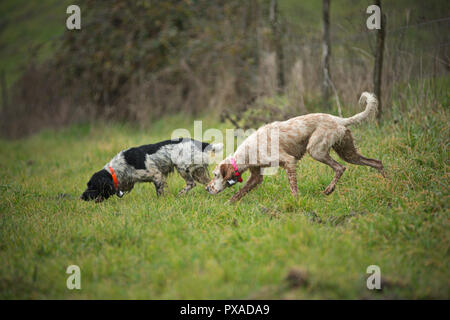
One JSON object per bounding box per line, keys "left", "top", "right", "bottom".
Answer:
{"left": 373, "top": 0, "right": 386, "bottom": 121}
{"left": 270, "top": 0, "right": 285, "bottom": 94}
{"left": 1, "top": 70, "right": 7, "bottom": 110}
{"left": 322, "top": 0, "right": 331, "bottom": 109}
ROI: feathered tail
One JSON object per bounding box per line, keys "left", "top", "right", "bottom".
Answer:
{"left": 338, "top": 92, "right": 378, "bottom": 126}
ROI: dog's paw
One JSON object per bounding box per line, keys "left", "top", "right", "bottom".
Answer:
{"left": 228, "top": 197, "right": 239, "bottom": 204}
{"left": 323, "top": 185, "right": 335, "bottom": 195}
{"left": 380, "top": 169, "right": 389, "bottom": 179}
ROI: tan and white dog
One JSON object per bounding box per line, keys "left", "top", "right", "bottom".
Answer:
{"left": 206, "top": 92, "right": 385, "bottom": 202}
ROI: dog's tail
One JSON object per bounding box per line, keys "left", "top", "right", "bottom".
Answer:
{"left": 338, "top": 92, "right": 378, "bottom": 127}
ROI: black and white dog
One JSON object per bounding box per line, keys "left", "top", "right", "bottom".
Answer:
{"left": 81, "top": 138, "right": 223, "bottom": 202}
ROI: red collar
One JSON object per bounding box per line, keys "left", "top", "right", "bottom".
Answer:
{"left": 108, "top": 166, "right": 118, "bottom": 191}
{"left": 230, "top": 157, "right": 243, "bottom": 183}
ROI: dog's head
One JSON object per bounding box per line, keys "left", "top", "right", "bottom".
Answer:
{"left": 183, "top": 142, "right": 224, "bottom": 185}
{"left": 206, "top": 157, "right": 238, "bottom": 195}
{"left": 81, "top": 169, "right": 115, "bottom": 202}
{"left": 190, "top": 166, "right": 211, "bottom": 185}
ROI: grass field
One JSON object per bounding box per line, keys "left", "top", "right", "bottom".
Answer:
{"left": 0, "top": 87, "right": 448, "bottom": 299}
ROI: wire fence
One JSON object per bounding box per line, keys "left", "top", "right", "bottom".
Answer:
{"left": 286, "top": 16, "right": 450, "bottom": 49}
{"left": 2, "top": 8, "right": 448, "bottom": 117}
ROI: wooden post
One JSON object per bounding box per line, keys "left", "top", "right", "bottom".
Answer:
{"left": 374, "top": 0, "right": 386, "bottom": 121}
{"left": 322, "top": 0, "right": 331, "bottom": 109}
{"left": 270, "top": 0, "right": 285, "bottom": 94}
{"left": 1, "top": 70, "right": 7, "bottom": 110}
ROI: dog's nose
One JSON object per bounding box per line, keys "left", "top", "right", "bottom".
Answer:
{"left": 81, "top": 191, "right": 90, "bottom": 201}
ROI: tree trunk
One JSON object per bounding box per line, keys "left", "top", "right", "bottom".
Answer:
{"left": 374, "top": 0, "right": 386, "bottom": 121}
{"left": 1, "top": 70, "right": 7, "bottom": 110}
{"left": 322, "top": 0, "right": 331, "bottom": 109}
{"left": 270, "top": 0, "right": 284, "bottom": 94}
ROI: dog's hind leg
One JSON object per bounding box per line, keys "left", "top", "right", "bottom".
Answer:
{"left": 333, "top": 130, "right": 385, "bottom": 177}
{"left": 307, "top": 132, "right": 346, "bottom": 195}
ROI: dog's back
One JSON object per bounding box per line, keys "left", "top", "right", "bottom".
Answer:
{"left": 236, "top": 92, "right": 378, "bottom": 161}
{"left": 119, "top": 138, "right": 211, "bottom": 174}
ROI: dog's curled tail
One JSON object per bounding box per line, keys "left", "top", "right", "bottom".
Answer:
{"left": 339, "top": 92, "right": 378, "bottom": 126}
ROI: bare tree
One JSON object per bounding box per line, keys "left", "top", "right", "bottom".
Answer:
{"left": 322, "top": 0, "right": 331, "bottom": 109}
{"left": 270, "top": 0, "right": 285, "bottom": 94}
{"left": 1, "top": 70, "right": 7, "bottom": 110}
{"left": 373, "top": 0, "right": 386, "bottom": 121}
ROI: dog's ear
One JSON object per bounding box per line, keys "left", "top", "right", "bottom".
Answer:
{"left": 204, "top": 143, "right": 224, "bottom": 164}
{"left": 100, "top": 177, "right": 115, "bottom": 199}
{"left": 210, "top": 143, "right": 224, "bottom": 153}
{"left": 220, "top": 163, "right": 234, "bottom": 180}
{"left": 96, "top": 170, "right": 115, "bottom": 200}
{"left": 204, "top": 143, "right": 223, "bottom": 155}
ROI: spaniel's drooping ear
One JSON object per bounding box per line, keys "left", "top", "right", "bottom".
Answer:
{"left": 204, "top": 143, "right": 224, "bottom": 164}
{"left": 210, "top": 143, "right": 223, "bottom": 153}
{"left": 220, "top": 163, "right": 235, "bottom": 180}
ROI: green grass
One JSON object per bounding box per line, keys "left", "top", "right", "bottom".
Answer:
{"left": 0, "top": 93, "right": 448, "bottom": 299}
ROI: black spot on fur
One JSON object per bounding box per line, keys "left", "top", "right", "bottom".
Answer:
{"left": 123, "top": 138, "right": 210, "bottom": 170}
{"left": 123, "top": 147, "right": 146, "bottom": 170}
{"left": 189, "top": 139, "right": 211, "bottom": 151}
{"left": 141, "top": 138, "right": 183, "bottom": 155}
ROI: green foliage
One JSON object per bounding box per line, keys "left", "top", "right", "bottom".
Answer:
{"left": 53, "top": 0, "right": 259, "bottom": 107}
{"left": 1, "top": 0, "right": 265, "bottom": 137}
{"left": 226, "top": 95, "right": 301, "bottom": 130}
{"left": 2, "top": 0, "right": 447, "bottom": 137}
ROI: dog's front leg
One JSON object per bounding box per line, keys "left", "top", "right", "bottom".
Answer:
{"left": 282, "top": 157, "right": 299, "bottom": 196}
{"left": 176, "top": 168, "right": 196, "bottom": 195}
{"left": 152, "top": 173, "right": 167, "bottom": 196}
{"left": 230, "top": 168, "right": 263, "bottom": 202}
{"left": 178, "top": 181, "right": 196, "bottom": 195}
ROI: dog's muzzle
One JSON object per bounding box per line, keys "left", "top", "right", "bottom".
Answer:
{"left": 206, "top": 185, "right": 216, "bottom": 195}
{"left": 80, "top": 190, "right": 96, "bottom": 201}
{"left": 206, "top": 182, "right": 228, "bottom": 195}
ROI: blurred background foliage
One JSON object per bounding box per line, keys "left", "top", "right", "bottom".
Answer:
{"left": 0, "top": 0, "right": 448, "bottom": 137}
